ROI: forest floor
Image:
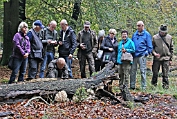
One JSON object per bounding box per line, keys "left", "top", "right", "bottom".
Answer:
{"left": 0, "top": 57, "right": 177, "bottom": 118}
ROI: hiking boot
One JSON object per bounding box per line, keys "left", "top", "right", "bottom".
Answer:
{"left": 162, "top": 85, "right": 169, "bottom": 89}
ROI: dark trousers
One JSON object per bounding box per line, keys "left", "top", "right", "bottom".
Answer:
{"left": 28, "top": 58, "right": 41, "bottom": 79}
{"left": 79, "top": 52, "right": 95, "bottom": 78}
{"left": 95, "top": 59, "right": 102, "bottom": 72}
{"left": 151, "top": 60, "right": 169, "bottom": 87}
{"left": 118, "top": 61, "right": 131, "bottom": 89}
{"left": 9, "top": 57, "right": 28, "bottom": 84}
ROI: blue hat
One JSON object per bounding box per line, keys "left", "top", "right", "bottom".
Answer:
{"left": 34, "top": 20, "right": 44, "bottom": 28}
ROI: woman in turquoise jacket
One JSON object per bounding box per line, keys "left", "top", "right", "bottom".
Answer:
{"left": 117, "top": 30, "right": 135, "bottom": 90}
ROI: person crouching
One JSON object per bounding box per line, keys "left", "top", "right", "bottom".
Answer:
{"left": 46, "top": 58, "right": 69, "bottom": 78}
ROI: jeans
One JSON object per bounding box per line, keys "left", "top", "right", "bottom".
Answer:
{"left": 130, "top": 56, "right": 147, "bottom": 89}
{"left": 9, "top": 57, "right": 28, "bottom": 84}
{"left": 62, "top": 56, "right": 73, "bottom": 78}
{"left": 39, "top": 52, "right": 54, "bottom": 78}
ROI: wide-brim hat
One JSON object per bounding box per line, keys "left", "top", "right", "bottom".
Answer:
{"left": 34, "top": 20, "right": 45, "bottom": 29}
{"left": 159, "top": 24, "right": 168, "bottom": 33}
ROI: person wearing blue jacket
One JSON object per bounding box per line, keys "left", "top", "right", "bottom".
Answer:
{"left": 117, "top": 30, "right": 135, "bottom": 90}
{"left": 26, "top": 20, "right": 44, "bottom": 80}
{"left": 130, "top": 21, "right": 153, "bottom": 90}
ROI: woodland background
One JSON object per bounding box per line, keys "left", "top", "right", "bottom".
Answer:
{"left": 0, "top": 0, "right": 177, "bottom": 65}
{"left": 0, "top": 1, "right": 177, "bottom": 118}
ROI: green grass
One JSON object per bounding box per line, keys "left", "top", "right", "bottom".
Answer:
{"left": 0, "top": 78, "right": 9, "bottom": 84}
{"left": 129, "top": 72, "right": 177, "bottom": 96}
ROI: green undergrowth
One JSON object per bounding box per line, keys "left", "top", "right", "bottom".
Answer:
{"left": 112, "top": 72, "right": 177, "bottom": 98}
{"left": 129, "top": 73, "right": 177, "bottom": 97}
{"left": 0, "top": 78, "right": 8, "bottom": 84}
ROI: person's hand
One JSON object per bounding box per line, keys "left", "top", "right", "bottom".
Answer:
{"left": 69, "top": 54, "right": 73, "bottom": 59}
{"left": 109, "top": 48, "right": 114, "bottom": 51}
{"left": 59, "top": 41, "right": 63, "bottom": 45}
{"left": 154, "top": 53, "right": 160, "bottom": 58}
{"left": 47, "top": 39, "right": 52, "bottom": 44}
{"left": 23, "top": 53, "right": 29, "bottom": 58}
{"left": 51, "top": 40, "right": 57, "bottom": 44}
{"left": 122, "top": 48, "right": 126, "bottom": 53}
{"left": 80, "top": 43, "right": 86, "bottom": 50}
{"left": 169, "top": 61, "right": 172, "bottom": 66}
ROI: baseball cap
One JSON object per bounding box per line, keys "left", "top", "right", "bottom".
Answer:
{"left": 84, "top": 21, "right": 91, "bottom": 27}
{"left": 34, "top": 20, "right": 45, "bottom": 29}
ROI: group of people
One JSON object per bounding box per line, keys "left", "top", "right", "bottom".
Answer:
{"left": 8, "top": 19, "right": 173, "bottom": 90}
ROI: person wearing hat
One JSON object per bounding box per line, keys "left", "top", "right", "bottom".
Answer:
{"left": 77, "top": 21, "right": 98, "bottom": 78}
{"left": 130, "top": 21, "right": 153, "bottom": 90}
{"left": 151, "top": 24, "right": 173, "bottom": 89}
{"left": 26, "top": 20, "right": 44, "bottom": 80}
{"left": 46, "top": 58, "right": 69, "bottom": 78}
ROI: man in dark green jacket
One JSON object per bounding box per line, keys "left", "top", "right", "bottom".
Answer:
{"left": 77, "top": 21, "right": 98, "bottom": 78}
{"left": 151, "top": 24, "right": 173, "bottom": 89}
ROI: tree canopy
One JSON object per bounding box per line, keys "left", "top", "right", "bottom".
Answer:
{"left": 24, "top": 0, "right": 177, "bottom": 38}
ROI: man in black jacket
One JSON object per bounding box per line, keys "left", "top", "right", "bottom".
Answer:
{"left": 58, "top": 19, "right": 77, "bottom": 78}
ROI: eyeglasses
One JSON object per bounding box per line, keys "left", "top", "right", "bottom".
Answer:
{"left": 137, "top": 25, "right": 141, "bottom": 27}
{"left": 51, "top": 26, "right": 56, "bottom": 29}
{"left": 110, "top": 33, "right": 114, "bottom": 35}
{"left": 23, "top": 26, "right": 28, "bottom": 29}
{"left": 60, "top": 23, "right": 66, "bottom": 26}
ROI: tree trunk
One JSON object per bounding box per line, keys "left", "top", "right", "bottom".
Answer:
{"left": 70, "top": 0, "right": 81, "bottom": 29}
{"left": 19, "top": 0, "right": 26, "bottom": 21}
{"left": 1, "top": 0, "right": 24, "bottom": 65}
{"left": 0, "top": 76, "right": 120, "bottom": 104}
{"left": 0, "top": 62, "right": 121, "bottom": 103}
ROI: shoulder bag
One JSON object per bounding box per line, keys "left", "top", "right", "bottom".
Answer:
{"left": 8, "top": 56, "right": 14, "bottom": 70}
{"left": 121, "top": 42, "right": 133, "bottom": 62}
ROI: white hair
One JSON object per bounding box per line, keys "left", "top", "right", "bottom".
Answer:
{"left": 18, "top": 22, "right": 28, "bottom": 32}
{"left": 57, "top": 58, "right": 66, "bottom": 64}
{"left": 60, "top": 19, "right": 68, "bottom": 25}
{"left": 137, "top": 21, "right": 144, "bottom": 25}
{"left": 98, "top": 30, "right": 105, "bottom": 37}
{"left": 109, "top": 29, "right": 117, "bottom": 35}
{"left": 32, "top": 22, "right": 36, "bottom": 29}
{"left": 50, "top": 20, "right": 57, "bottom": 25}
{"left": 57, "top": 58, "right": 66, "bottom": 69}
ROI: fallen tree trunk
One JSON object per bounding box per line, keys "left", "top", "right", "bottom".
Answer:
{"left": 0, "top": 62, "right": 121, "bottom": 104}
